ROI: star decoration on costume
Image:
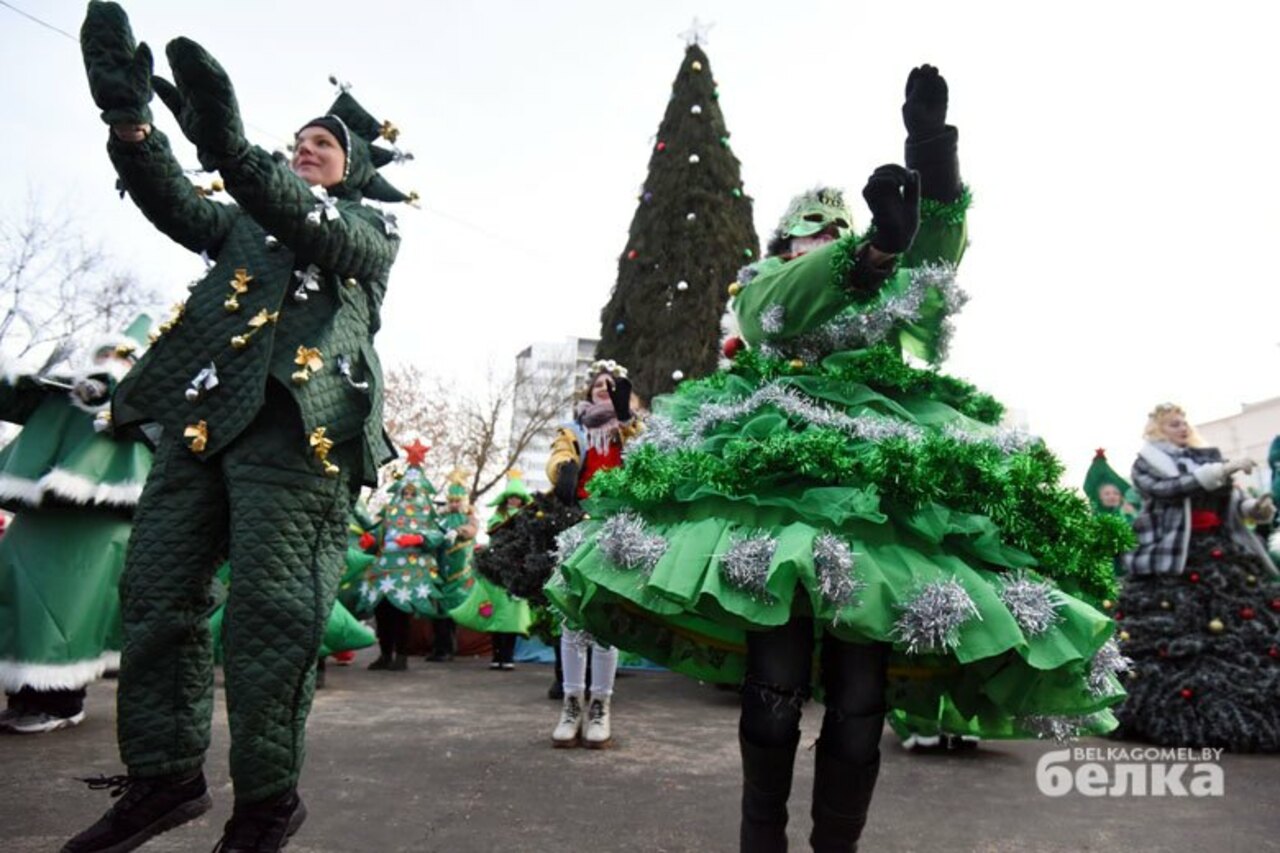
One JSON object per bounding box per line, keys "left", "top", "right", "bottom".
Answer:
{"left": 403, "top": 439, "right": 431, "bottom": 467}
{"left": 679, "top": 17, "right": 714, "bottom": 46}
{"left": 394, "top": 588, "right": 411, "bottom": 604}
{"left": 414, "top": 583, "right": 432, "bottom": 599}
{"left": 378, "top": 577, "right": 396, "bottom": 593}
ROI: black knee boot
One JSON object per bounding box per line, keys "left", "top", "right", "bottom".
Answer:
{"left": 739, "top": 728, "right": 800, "bottom": 853}
{"left": 809, "top": 742, "right": 880, "bottom": 853}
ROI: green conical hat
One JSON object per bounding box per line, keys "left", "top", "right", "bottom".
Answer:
{"left": 300, "top": 82, "right": 415, "bottom": 205}
{"left": 88, "top": 313, "right": 152, "bottom": 362}
{"left": 1083, "top": 449, "right": 1132, "bottom": 513}
{"left": 488, "top": 468, "right": 533, "bottom": 507}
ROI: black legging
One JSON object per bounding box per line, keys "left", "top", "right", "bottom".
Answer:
{"left": 740, "top": 617, "right": 889, "bottom": 765}
{"left": 374, "top": 600, "right": 411, "bottom": 657}
{"left": 491, "top": 633, "right": 518, "bottom": 664}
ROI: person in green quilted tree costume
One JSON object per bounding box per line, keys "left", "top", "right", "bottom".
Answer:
{"left": 0, "top": 322, "right": 151, "bottom": 735}
{"left": 68, "top": 4, "right": 414, "bottom": 851}
{"left": 546, "top": 65, "right": 1131, "bottom": 851}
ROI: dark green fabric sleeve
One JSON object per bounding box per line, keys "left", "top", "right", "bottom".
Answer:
{"left": 107, "top": 127, "right": 237, "bottom": 255}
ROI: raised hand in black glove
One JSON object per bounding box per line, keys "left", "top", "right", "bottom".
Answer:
{"left": 902, "top": 64, "right": 948, "bottom": 140}
{"left": 155, "top": 37, "right": 248, "bottom": 169}
{"left": 553, "top": 460, "right": 581, "bottom": 507}
{"left": 80, "top": 1, "right": 153, "bottom": 126}
{"left": 606, "top": 375, "right": 633, "bottom": 422}
{"left": 863, "top": 164, "right": 920, "bottom": 255}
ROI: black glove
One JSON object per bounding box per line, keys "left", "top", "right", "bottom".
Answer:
{"left": 157, "top": 37, "right": 248, "bottom": 169}
{"left": 607, "top": 375, "right": 633, "bottom": 422}
{"left": 80, "top": 1, "right": 153, "bottom": 126}
{"left": 553, "top": 461, "right": 581, "bottom": 507}
{"left": 862, "top": 165, "right": 920, "bottom": 255}
{"left": 902, "top": 64, "right": 961, "bottom": 202}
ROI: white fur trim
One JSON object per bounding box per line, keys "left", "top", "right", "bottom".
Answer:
{"left": 0, "top": 652, "right": 120, "bottom": 692}
{"left": 1268, "top": 528, "right": 1280, "bottom": 556}
{"left": 0, "top": 473, "right": 45, "bottom": 506}
{"left": 37, "top": 469, "right": 143, "bottom": 507}
{"left": 1137, "top": 442, "right": 1180, "bottom": 478}
{"left": 1191, "top": 463, "right": 1228, "bottom": 492}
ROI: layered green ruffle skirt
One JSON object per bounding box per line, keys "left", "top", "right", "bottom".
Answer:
{"left": 546, "top": 352, "right": 1130, "bottom": 740}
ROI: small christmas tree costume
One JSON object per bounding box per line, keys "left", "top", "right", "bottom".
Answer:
{"left": 1084, "top": 448, "right": 1141, "bottom": 522}
{"left": 431, "top": 471, "right": 479, "bottom": 614}
{"left": 1114, "top": 414, "right": 1280, "bottom": 752}
{"left": 356, "top": 462, "right": 443, "bottom": 619}
{"left": 0, "top": 324, "right": 151, "bottom": 731}
{"left": 450, "top": 472, "right": 534, "bottom": 666}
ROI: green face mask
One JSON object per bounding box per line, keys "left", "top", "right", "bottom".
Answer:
{"left": 773, "top": 187, "right": 855, "bottom": 240}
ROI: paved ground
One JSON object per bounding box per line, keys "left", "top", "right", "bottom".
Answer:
{"left": 3, "top": 651, "right": 1277, "bottom": 852}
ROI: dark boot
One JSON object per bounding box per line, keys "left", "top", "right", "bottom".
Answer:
{"left": 389, "top": 654, "right": 408, "bottom": 671}
{"left": 549, "top": 642, "right": 565, "bottom": 699}
{"left": 739, "top": 729, "right": 799, "bottom": 853}
{"left": 808, "top": 747, "right": 880, "bottom": 853}
{"left": 367, "top": 654, "right": 392, "bottom": 671}
{"left": 62, "top": 771, "right": 211, "bottom": 852}
{"left": 214, "top": 789, "right": 307, "bottom": 852}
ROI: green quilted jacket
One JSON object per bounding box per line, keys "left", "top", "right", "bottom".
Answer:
{"left": 107, "top": 128, "right": 398, "bottom": 485}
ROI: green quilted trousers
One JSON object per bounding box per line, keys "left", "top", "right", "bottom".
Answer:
{"left": 117, "top": 386, "right": 355, "bottom": 802}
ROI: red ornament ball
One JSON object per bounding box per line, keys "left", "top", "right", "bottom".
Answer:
{"left": 1188, "top": 572, "right": 1200, "bottom": 583}
{"left": 626, "top": 249, "right": 638, "bottom": 260}
{"left": 1180, "top": 688, "right": 1194, "bottom": 700}
{"left": 1240, "top": 607, "right": 1256, "bottom": 620}
{"left": 1269, "top": 598, "right": 1280, "bottom": 612}
{"left": 1210, "top": 548, "right": 1224, "bottom": 559}
{"left": 722, "top": 336, "right": 744, "bottom": 359}
{"left": 1270, "top": 646, "right": 1279, "bottom": 658}
{"left": 1114, "top": 610, "right": 1124, "bottom": 620}
{"left": 656, "top": 141, "right": 666, "bottom": 152}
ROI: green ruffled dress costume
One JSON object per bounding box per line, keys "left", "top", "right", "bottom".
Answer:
{"left": 0, "top": 348, "right": 151, "bottom": 695}
{"left": 548, "top": 195, "right": 1131, "bottom": 741}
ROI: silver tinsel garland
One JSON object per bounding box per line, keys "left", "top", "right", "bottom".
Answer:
{"left": 1086, "top": 639, "right": 1132, "bottom": 697}
{"left": 941, "top": 422, "right": 1041, "bottom": 455}
{"left": 554, "top": 525, "right": 589, "bottom": 566}
{"left": 719, "top": 533, "right": 778, "bottom": 596}
{"left": 758, "top": 262, "right": 965, "bottom": 364}
{"left": 999, "top": 573, "right": 1063, "bottom": 637}
{"left": 892, "top": 579, "right": 981, "bottom": 654}
{"left": 813, "top": 533, "right": 864, "bottom": 612}
{"left": 598, "top": 512, "right": 667, "bottom": 573}
{"left": 1016, "top": 713, "right": 1105, "bottom": 744}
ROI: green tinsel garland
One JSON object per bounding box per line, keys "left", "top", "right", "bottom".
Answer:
{"left": 920, "top": 185, "right": 973, "bottom": 226}
{"left": 677, "top": 345, "right": 1002, "bottom": 426}
{"left": 595, "top": 426, "right": 1129, "bottom": 601}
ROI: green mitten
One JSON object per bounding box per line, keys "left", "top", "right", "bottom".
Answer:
{"left": 80, "top": 1, "right": 153, "bottom": 125}
{"left": 163, "top": 36, "right": 248, "bottom": 166}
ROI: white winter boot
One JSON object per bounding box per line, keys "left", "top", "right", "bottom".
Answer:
{"left": 584, "top": 696, "right": 612, "bottom": 749}
{"left": 552, "top": 692, "right": 584, "bottom": 748}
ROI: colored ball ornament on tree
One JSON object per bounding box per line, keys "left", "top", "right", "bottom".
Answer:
{"left": 1180, "top": 688, "right": 1194, "bottom": 700}
{"left": 1240, "top": 607, "right": 1256, "bottom": 620}
{"left": 1246, "top": 575, "right": 1257, "bottom": 586}
{"left": 676, "top": 280, "right": 688, "bottom": 291}
{"left": 1208, "top": 618, "right": 1224, "bottom": 634}
{"left": 1102, "top": 599, "right": 1114, "bottom": 610}
{"left": 1271, "top": 646, "right": 1279, "bottom": 658}
{"left": 672, "top": 370, "right": 685, "bottom": 381}
{"left": 712, "top": 88, "right": 720, "bottom": 99}
{"left": 686, "top": 212, "right": 697, "bottom": 222}
{"left": 1268, "top": 596, "right": 1280, "bottom": 611}
{"left": 731, "top": 188, "right": 742, "bottom": 198}
{"left": 642, "top": 191, "right": 653, "bottom": 203}
{"left": 727, "top": 282, "right": 742, "bottom": 297}
{"left": 691, "top": 60, "right": 703, "bottom": 72}
{"left": 743, "top": 248, "right": 754, "bottom": 258}
{"left": 615, "top": 322, "right": 625, "bottom": 333}
{"left": 690, "top": 104, "right": 702, "bottom": 115}
{"left": 627, "top": 249, "right": 638, "bottom": 260}
{"left": 1211, "top": 548, "right": 1224, "bottom": 559}
{"left": 720, "top": 136, "right": 730, "bottom": 148}
{"left": 689, "top": 154, "right": 700, "bottom": 164}
{"left": 1160, "top": 600, "right": 1171, "bottom": 610}
{"left": 723, "top": 336, "right": 744, "bottom": 359}
{"left": 1157, "top": 645, "right": 1168, "bottom": 657}
{"left": 656, "top": 141, "right": 666, "bottom": 152}
{"left": 1119, "top": 630, "right": 1131, "bottom": 641}
{"left": 789, "top": 359, "right": 805, "bottom": 370}
{"left": 1189, "top": 572, "right": 1201, "bottom": 583}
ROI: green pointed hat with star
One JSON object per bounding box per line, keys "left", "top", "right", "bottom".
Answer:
{"left": 1082, "top": 448, "right": 1134, "bottom": 514}
{"left": 487, "top": 468, "right": 533, "bottom": 507}
{"left": 298, "top": 79, "right": 417, "bottom": 205}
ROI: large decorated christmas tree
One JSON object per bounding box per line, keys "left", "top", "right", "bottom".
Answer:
{"left": 595, "top": 29, "right": 759, "bottom": 401}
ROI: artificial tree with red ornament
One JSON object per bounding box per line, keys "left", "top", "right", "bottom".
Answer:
{"left": 595, "top": 27, "right": 759, "bottom": 402}
{"left": 1113, "top": 504, "right": 1280, "bottom": 752}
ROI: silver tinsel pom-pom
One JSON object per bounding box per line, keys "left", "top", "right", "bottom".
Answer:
{"left": 999, "top": 573, "right": 1063, "bottom": 637}
{"left": 760, "top": 304, "right": 786, "bottom": 336}
{"left": 720, "top": 533, "right": 777, "bottom": 596}
{"left": 1017, "top": 714, "right": 1083, "bottom": 744}
{"left": 554, "top": 525, "right": 589, "bottom": 566}
{"left": 892, "top": 579, "right": 981, "bottom": 655}
{"left": 598, "top": 512, "right": 667, "bottom": 573}
{"left": 1086, "top": 639, "right": 1132, "bottom": 697}
{"left": 627, "top": 414, "right": 685, "bottom": 454}
{"left": 813, "top": 533, "right": 863, "bottom": 611}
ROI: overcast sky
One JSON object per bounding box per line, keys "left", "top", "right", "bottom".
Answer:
{"left": 3, "top": 0, "right": 1278, "bottom": 487}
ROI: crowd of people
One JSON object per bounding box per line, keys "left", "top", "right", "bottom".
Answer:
{"left": 0, "top": 4, "right": 1275, "bottom": 853}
